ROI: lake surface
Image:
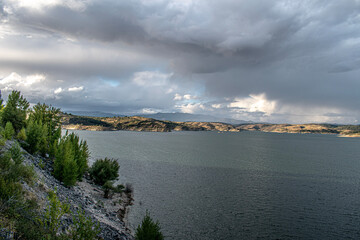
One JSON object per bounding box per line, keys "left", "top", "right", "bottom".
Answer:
{"left": 69, "top": 130, "right": 360, "bottom": 239}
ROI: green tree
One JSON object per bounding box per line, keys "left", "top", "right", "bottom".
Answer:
{"left": 27, "top": 103, "right": 61, "bottom": 156}
{"left": 54, "top": 132, "right": 88, "bottom": 187}
{"left": 62, "top": 143, "right": 78, "bottom": 187}
{"left": 135, "top": 211, "right": 164, "bottom": 240}
{"left": 89, "top": 158, "right": 120, "bottom": 185}
{"left": 25, "top": 119, "right": 43, "bottom": 154}
{"left": 2, "top": 90, "right": 29, "bottom": 132}
{"left": 4, "top": 121, "right": 15, "bottom": 140}
{"left": 67, "top": 133, "right": 89, "bottom": 180}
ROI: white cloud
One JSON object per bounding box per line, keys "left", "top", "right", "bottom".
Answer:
{"left": 183, "top": 94, "right": 197, "bottom": 100}
{"left": 141, "top": 108, "right": 157, "bottom": 114}
{"left": 54, "top": 87, "right": 62, "bottom": 94}
{"left": 0, "top": 72, "right": 45, "bottom": 87}
{"left": 173, "top": 93, "right": 197, "bottom": 101}
{"left": 177, "top": 103, "right": 206, "bottom": 114}
{"left": 229, "top": 93, "right": 277, "bottom": 116}
{"left": 211, "top": 103, "right": 222, "bottom": 109}
{"left": 68, "top": 86, "right": 84, "bottom": 92}
{"left": 173, "top": 93, "right": 182, "bottom": 100}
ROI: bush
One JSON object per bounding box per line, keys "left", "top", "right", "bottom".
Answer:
{"left": 4, "top": 121, "right": 15, "bottom": 140}
{"left": 38, "top": 189, "right": 70, "bottom": 236}
{"left": 102, "top": 181, "right": 124, "bottom": 198}
{"left": 135, "top": 211, "right": 164, "bottom": 240}
{"left": 89, "top": 158, "right": 120, "bottom": 186}
{"left": 70, "top": 209, "right": 100, "bottom": 240}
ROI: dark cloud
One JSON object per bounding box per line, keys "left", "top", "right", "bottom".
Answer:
{"left": 0, "top": 0, "right": 360, "bottom": 123}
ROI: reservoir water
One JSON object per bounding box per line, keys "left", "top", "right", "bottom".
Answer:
{"left": 69, "top": 130, "right": 360, "bottom": 239}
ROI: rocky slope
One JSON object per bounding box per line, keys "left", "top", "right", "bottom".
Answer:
{"left": 4, "top": 140, "right": 134, "bottom": 240}
{"left": 61, "top": 114, "right": 360, "bottom": 137}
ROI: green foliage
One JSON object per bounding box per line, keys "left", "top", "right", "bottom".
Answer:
{"left": 0, "top": 143, "right": 34, "bottom": 211}
{"left": 15, "top": 217, "right": 48, "bottom": 240}
{"left": 54, "top": 132, "right": 89, "bottom": 186}
{"left": 39, "top": 159, "right": 45, "bottom": 169}
{"left": 25, "top": 103, "right": 62, "bottom": 156}
{"left": 10, "top": 142, "right": 23, "bottom": 165}
{"left": 0, "top": 137, "right": 5, "bottom": 146}
{"left": 4, "top": 121, "right": 15, "bottom": 140}
{"left": 25, "top": 118, "right": 43, "bottom": 154}
{"left": 38, "top": 189, "right": 70, "bottom": 235}
{"left": 26, "top": 103, "right": 62, "bottom": 156}
{"left": 70, "top": 209, "right": 100, "bottom": 240}
{"left": 1, "top": 90, "right": 29, "bottom": 132}
{"left": 135, "top": 211, "right": 164, "bottom": 240}
{"left": 67, "top": 132, "right": 89, "bottom": 180}
{"left": 16, "top": 127, "right": 27, "bottom": 141}
{"left": 102, "top": 181, "right": 124, "bottom": 198}
{"left": 89, "top": 158, "right": 120, "bottom": 186}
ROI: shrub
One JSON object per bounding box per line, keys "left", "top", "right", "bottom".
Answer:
{"left": 4, "top": 121, "right": 15, "bottom": 140}
{"left": 102, "top": 181, "right": 124, "bottom": 198}
{"left": 38, "top": 189, "right": 70, "bottom": 236}
{"left": 135, "top": 211, "right": 164, "bottom": 240}
{"left": 70, "top": 209, "right": 100, "bottom": 240}
{"left": 89, "top": 158, "right": 120, "bottom": 185}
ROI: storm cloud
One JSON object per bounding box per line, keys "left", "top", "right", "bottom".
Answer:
{"left": 0, "top": 0, "right": 360, "bottom": 123}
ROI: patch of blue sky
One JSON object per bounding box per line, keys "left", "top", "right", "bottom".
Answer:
{"left": 99, "top": 77, "right": 120, "bottom": 87}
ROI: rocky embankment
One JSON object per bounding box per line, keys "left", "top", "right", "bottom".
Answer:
{"left": 4, "top": 141, "right": 134, "bottom": 240}
{"left": 61, "top": 114, "right": 360, "bottom": 137}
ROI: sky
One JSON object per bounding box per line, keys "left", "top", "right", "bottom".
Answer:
{"left": 0, "top": 0, "right": 360, "bottom": 124}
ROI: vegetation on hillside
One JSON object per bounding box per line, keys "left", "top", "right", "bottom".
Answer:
{"left": 0, "top": 89, "right": 162, "bottom": 239}
{"left": 0, "top": 91, "right": 100, "bottom": 239}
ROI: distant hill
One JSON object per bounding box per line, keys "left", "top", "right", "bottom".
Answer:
{"left": 61, "top": 114, "right": 360, "bottom": 137}
{"left": 136, "top": 112, "right": 250, "bottom": 124}
{"left": 64, "top": 111, "right": 123, "bottom": 118}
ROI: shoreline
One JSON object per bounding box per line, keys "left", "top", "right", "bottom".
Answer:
{"left": 62, "top": 124, "right": 360, "bottom": 138}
